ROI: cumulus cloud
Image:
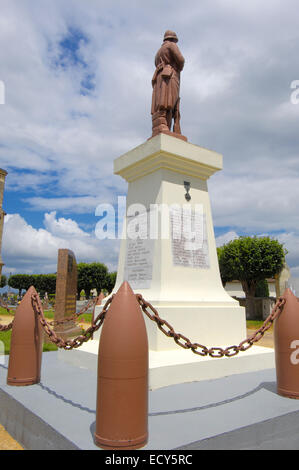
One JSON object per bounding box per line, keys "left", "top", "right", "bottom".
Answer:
{"left": 209, "top": 173, "right": 299, "bottom": 233}
{"left": 2, "top": 212, "right": 120, "bottom": 274}
{"left": 43, "top": 211, "right": 89, "bottom": 237}
{"left": 216, "top": 231, "right": 239, "bottom": 247}
{"left": 25, "top": 196, "right": 108, "bottom": 214}
{"left": 1, "top": 0, "right": 299, "bottom": 275}
{"left": 2, "top": 0, "right": 297, "bottom": 197}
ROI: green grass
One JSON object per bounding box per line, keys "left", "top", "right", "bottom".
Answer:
{"left": 0, "top": 306, "right": 15, "bottom": 316}
{"left": 1, "top": 316, "right": 272, "bottom": 357}
{"left": 42, "top": 310, "right": 93, "bottom": 323}
{"left": 246, "top": 320, "right": 270, "bottom": 330}
{"left": 0, "top": 306, "right": 92, "bottom": 322}
{"left": 0, "top": 330, "right": 12, "bottom": 355}
{"left": 0, "top": 330, "right": 58, "bottom": 355}
{"left": 0, "top": 306, "right": 93, "bottom": 356}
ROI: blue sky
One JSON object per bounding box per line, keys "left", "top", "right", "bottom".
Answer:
{"left": 1, "top": 0, "right": 299, "bottom": 277}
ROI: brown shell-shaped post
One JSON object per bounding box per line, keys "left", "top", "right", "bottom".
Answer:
{"left": 7, "top": 286, "right": 43, "bottom": 386}
{"left": 274, "top": 288, "right": 299, "bottom": 398}
{"left": 95, "top": 281, "right": 149, "bottom": 450}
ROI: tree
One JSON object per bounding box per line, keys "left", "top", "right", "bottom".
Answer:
{"left": 31, "top": 274, "right": 57, "bottom": 296}
{"left": 254, "top": 279, "right": 270, "bottom": 298}
{"left": 217, "top": 247, "right": 233, "bottom": 287}
{"left": 8, "top": 274, "right": 34, "bottom": 296}
{"left": 105, "top": 272, "right": 117, "bottom": 294}
{"left": 0, "top": 274, "right": 7, "bottom": 288}
{"left": 7, "top": 273, "right": 57, "bottom": 297}
{"left": 218, "top": 236, "right": 286, "bottom": 299}
{"left": 77, "top": 262, "right": 109, "bottom": 299}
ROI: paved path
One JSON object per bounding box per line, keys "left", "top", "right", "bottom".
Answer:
{"left": 0, "top": 317, "right": 275, "bottom": 450}
{"left": 247, "top": 327, "right": 274, "bottom": 349}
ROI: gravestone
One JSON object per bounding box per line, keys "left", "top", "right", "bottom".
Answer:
{"left": 54, "top": 249, "right": 82, "bottom": 340}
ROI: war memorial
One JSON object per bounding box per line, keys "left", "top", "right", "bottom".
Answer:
{"left": 1, "top": 31, "right": 299, "bottom": 451}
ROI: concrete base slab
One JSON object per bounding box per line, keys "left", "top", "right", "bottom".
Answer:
{"left": 2, "top": 352, "right": 299, "bottom": 450}
{"left": 58, "top": 340, "right": 275, "bottom": 389}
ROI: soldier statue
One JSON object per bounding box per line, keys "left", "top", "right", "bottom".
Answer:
{"left": 151, "top": 30, "right": 186, "bottom": 140}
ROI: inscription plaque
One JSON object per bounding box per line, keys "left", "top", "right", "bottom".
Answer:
{"left": 124, "top": 211, "right": 154, "bottom": 289}
{"left": 170, "top": 206, "right": 210, "bottom": 269}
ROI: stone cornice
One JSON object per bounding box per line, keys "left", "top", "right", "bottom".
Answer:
{"left": 114, "top": 134, "right": 222, "bottom": 183}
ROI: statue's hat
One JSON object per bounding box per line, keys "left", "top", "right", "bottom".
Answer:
{"left": 163, "top": 30, "right": 178, "bottom": 42}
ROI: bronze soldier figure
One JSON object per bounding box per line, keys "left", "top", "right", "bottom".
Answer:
{"left": 151, "top": 30, "right": 186, "bottom": 140}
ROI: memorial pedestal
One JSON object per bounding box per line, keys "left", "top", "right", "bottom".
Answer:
{"left": 86, "top": 134, "right": 274, "bottom": 386}
{"left": 112, "top": 133, "right": 246, "bottom": 348}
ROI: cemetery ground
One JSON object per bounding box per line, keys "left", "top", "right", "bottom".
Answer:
{"left": 0, "top": 305, "right": 275, "bottom": 450}
{"left": 0, "top": 305, "right": 275, "bottom": 352}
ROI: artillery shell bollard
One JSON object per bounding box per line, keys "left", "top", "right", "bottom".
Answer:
{"left": 95, "top": 281, "right": 148, "bottom": 450}
{"left": 274, "top": 288, "right": 299, "bottom": 399}
{"left": 7, "top": 286, "right": 43, "bottom": 386}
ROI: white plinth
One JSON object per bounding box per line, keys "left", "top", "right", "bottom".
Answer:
{"left": 112, "top": 134, "right": 247, "bottom": 349}
{"left": 84, "top": 134, "right": 272, "bottom": 386}
{"left": 58, "top": 341, "right": 275, "bottom": 390}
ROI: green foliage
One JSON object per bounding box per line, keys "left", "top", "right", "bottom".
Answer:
{"left": 218, "top": 236, "right": 286, "bottom": 297}
{"left": 104, "top": 271, "right": 117, "bottom": 294}
{"left": 217, "top": 246, "right": 233, "bottom": 286}
{"left": 8, "top": 273, "right": 57, "bottom": 296}
{"left": 31, "top": 274, "right": 57, "bottom": 296}
{"left": 77, "top": 262, "right": 109, "bottom": 298}
{"left": 0, "top": 274, "right": 7, "bottom": 288}
{"left": 8, "top": 274, "right": 34, "bottom": 296}
{"left": 6, "top": 262, "right": 115, "bottom": 300}
{"left": 254, "top": 279, "right": 270, "bottom": 298}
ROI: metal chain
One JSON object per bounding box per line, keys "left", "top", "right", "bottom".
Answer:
{"left": 0, "top": 298, "right": 15, "bottom": 332}
{"left": 49, "top": 297, "right": 98, "bottom": 326}
{"left": 0, "top": 296, "right": 97, "bottom": 333}
{"left": 0, "top": 321, "right": 14, "bottom": 332}
{"left": 136, "top": 294, "right": 286, "bottom": 358}
{"left": 31, "top": 293, "right": 113, "bottom": 350}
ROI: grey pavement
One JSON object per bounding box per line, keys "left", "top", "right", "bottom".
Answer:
{"left": 1, "top": 351, "right": 299, "bottom": 450}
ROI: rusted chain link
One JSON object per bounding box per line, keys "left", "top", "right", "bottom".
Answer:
{"left": 0, "top": 298, "right": 15, "bottom": 332}
{"left": 49, "top": 297, "right": 98, "bottom": 326}
{"left": 136, "top": 294, "right": 286, "bottom": 358}
{"left": 0, "top": 298, "right": 16, "bottom": 315}
{"left": 31, "top": 293, "right": 113, "bottom": 350}
{"left": 0, "top": 320, "right": 14, "bottom": 332}
{"left": 0, "top": 296, "right": 97, "bottom": 333}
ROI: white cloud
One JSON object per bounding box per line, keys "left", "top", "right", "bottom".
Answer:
{"left": 2, "top": 212, "right": 120, "bottom": 274}
{"left": 276, "top": 232, "right": 299, "bottom": 273}
{"left": 216, "top": 231, "right": 239, "bottom": 247}
{"left": 1, "top": 0, "right": 296, "bottom": 197}
{"left": 43, "top": 211, "right": 88, "bottom": 237}
{"left": 210, "top": 173, "right": 299, "bottom": 233}
{"left": 26, "top": 196, "right": 107, "bottom": 214}
{"left": 1, "top": 0, "right": 299, "bottom": 276}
